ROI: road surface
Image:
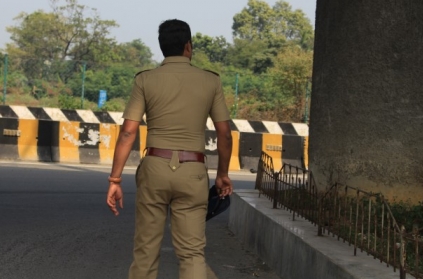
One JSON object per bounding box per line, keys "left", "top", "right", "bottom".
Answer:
{"left": 0, "top": 161, "right": 281, "bottom": 279}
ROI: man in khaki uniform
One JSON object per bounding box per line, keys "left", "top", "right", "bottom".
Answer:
{"left": 106, "top": 19, "right": 233, "bottom": 279}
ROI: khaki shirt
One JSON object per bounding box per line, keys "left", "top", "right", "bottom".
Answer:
{"left": 123, "top": 56, "right": 230, "bottom": 152}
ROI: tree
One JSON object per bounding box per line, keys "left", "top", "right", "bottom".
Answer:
{"left": 67, "top": 63, "right": 136, "bottom": 102}
{"left": 232, "top": 0, "right": 276, "bottom": 41}
{"left": 113, "top": 39, "right": 156, "bottom": 69}
{"left": 47, "top": 0, "right": 118, "bottom": 63}
{"left": 273, "top": 1, "right": 314, "bottom": 50}
{"left": 7, "top": 0, "right": 118, "bottom": 61}
{"left": 6, "top": 0, "right": 119, "bottom": 80}
{"left": 230, "top": 0, "right": 314, "bottom": 73}
{"left": 4, "top": 0, "right": 151, "bottom": 105}
{"left": 233, "top": 0, "right": 313, "bottom": 49}
{"left": 227, "top": 39, "right": 274, "bottom": 74}
{"left": 192, "top": 33, "right": 230, "bottom": 64}
{"left": 268, "top": 46, "right": 313, "bottom": 120}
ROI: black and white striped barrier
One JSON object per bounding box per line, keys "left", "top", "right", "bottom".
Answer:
{"left": 0, "top": 105, "right": 309, "bottom": 170}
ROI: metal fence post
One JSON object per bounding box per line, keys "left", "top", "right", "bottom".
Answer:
{"left": 2, "top": 54, "right": 8, "bottom": 105}
{"left": 318, "top": 195, "right": 323, "bottom": 236}
{"left": 400, "top": 225, "right": 406, "bottom": 279}
{"left": 273, "top": 171, "right": 278, "bottom": 209}
{"left": 81, "top": 61, "right": 86, "bottom": 109}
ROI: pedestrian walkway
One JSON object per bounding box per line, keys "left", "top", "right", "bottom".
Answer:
{"left": 230, "top": 190, "right": 409, "bottom": 279}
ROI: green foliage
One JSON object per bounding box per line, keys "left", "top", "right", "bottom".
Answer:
{"left": 2, "top": 0, "right": 314, "bottom": 122}
{"left": 232, "top": 0, "right": 276, "bottom": 41}
{"left": 192, "top": 33, "right": 230, "bottom": 64}
{"left": 227, "top": 39, "right": 274, "bottom": 74}
{"left": 67, "top": 64, "right": 136, "bottom": 102}
{"left": 6, "top": 0, "right": 119, "bottom": 64}
{"left": 100, "top": 98, "right": 126, "bottom": 112}
{"left": 58, "top": 93, "right": 81, "bottom": 109}
{"left": 230, "top": 0, "right": 314, "bottom": 74}
{"left": 232, "top": 0, "right": 314, "bottom": 49}
{"left": 191, "top": 51, "right": 222, "bottom": 73}
{"left": 390, "top": 201, "right": 423, "bottom": 232}
{"left": 7, "top": 71, "right": 28, "bottom": 89}
{"left": 113, "top": 39, "right": 157, "bottom": 68}
{"left": 268, "top": 46, "right": 313, "bottom": 120}
{"left": 0, "top": 52, "right": 4, "bottom": 68}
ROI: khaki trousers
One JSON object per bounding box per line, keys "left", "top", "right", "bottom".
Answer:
{"left": 128, "top": 151, "right": 208, "bottom": 279}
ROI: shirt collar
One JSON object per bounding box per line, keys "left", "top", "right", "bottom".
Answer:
{"left": 161, "top": 56, "right": 191, "bottom": 66}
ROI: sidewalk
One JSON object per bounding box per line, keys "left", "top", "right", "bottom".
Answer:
{"left": 229, "top": 190, "right": 409, "bottom": 279}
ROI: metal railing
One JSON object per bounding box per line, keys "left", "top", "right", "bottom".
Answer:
{"left": 255, "top": 151, "right": 423, "bottom": 279}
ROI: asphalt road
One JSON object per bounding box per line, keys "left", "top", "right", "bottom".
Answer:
{"left": 0, "top": 161, "right": 281, "bottom": 279}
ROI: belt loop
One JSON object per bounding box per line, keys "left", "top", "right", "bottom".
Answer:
{"left": 142, "top": 148, "right": 148, "bottom": 158}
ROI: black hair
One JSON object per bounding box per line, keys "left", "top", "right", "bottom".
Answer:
{"left": 158, "top": 19, "right": 191, "bottom": 57}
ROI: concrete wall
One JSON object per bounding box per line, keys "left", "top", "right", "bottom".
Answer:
{"left": 310, "top": 0, "right": 423, "bottom": 202}
{"left": 229, "top": 190, "right": 401, "bottom": 279}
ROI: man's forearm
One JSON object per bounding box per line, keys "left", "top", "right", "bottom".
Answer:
{"left": 216, "top": 131, "right": 232, "bottom": 176}
{"left": 110, "top": 129, "right": 137, "bottom": 178}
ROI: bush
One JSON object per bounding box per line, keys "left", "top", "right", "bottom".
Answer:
{"left": 58, "top": 94, "right": 82, "bottom": 109}
{"left": 100, "top": 98, "right": 126, "bottom": 112}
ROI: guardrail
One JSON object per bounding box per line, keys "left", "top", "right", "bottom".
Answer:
{"left": 255, "top": 151, "right": 319, "bottom": 224}
{"left": 255, "top": 151, "right": 422, "bottom": 279}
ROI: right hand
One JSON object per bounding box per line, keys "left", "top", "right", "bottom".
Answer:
{"left": 215, "top": 175, "right": 233, "bottom": 198}
{"left": 107, "top": 182, "right": 123, "bottom": 216}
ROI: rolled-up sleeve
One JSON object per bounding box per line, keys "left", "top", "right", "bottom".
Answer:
{"left": 209, "top": 78, "right": 230, "bottom": 122}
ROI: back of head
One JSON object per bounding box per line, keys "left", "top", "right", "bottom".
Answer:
{"left": 158, "top": 19, "right": 191, "bottom": 57}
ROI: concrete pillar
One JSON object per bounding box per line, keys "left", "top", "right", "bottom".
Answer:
{"left": 309, "top": 0, "right": 423, "bottom": 202}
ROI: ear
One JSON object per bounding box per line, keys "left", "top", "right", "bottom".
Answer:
{"left": 183, "top": 40, "right": 192, "bottom": 58}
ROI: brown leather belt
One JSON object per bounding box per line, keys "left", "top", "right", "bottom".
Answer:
{"left": 146, "top": 147, "right": 205, "bottom": 163}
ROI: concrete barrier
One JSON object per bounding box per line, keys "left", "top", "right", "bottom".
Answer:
{"left": 281, "top": 134, "right": 305, "bottom": 169}
{"left": 0, "top": 118, "right": 145, "bottom": 166}
{"left": 229, "top": 131, "right": 241, "bottom": 171}
{"left": 0, "top": 118, "right": 19, "bottom": 160}
{"left": 303, "top": 136, "right": 309, "bottom": 169}
{"left": 204, "top": 130, "right": 241, "bottom": 171}
{"left": 17, "top": 119, "right": 39, "bottom": 161}
{"left": 37, "top": 120, "right": 57, "bottom": 161}
{"left": 0, "top": 105, "right": 310, "bottom": 169}
{"left": 98, "top": 123, "right": 119, "bottom": 165}
{"left": 262, "top": 133, "right": 283, "bottom": 171}
{"left": 229, "top": 190, "right": 399, "bottom": 279}
{"left": 239, "top": 133, "right": 307, "bottom": 171}
{"left": 239, "top": 132, "right": 263, "bottom": 170}
{"left": 55, "top": 121, "right": 143, "bottom": 165}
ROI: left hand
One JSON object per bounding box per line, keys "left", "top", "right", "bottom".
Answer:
{"left": 107, "top": 182, "right": 123, "bottom": 216}
{"left": 215, "top": 174, "right": 233, "bottom": 198}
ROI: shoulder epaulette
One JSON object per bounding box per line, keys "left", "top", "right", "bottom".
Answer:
{"left": 204, "top": 69, "right": 220, "bottom": 76}
{"left": 134, "top": 69, "right": 152, "bottom": 78}
{"left": 190, "top": 64, "right": 220, "bottom": 76}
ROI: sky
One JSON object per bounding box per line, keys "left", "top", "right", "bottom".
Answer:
{"left": 0, "top": 0, "right": 316, "bottom": 61}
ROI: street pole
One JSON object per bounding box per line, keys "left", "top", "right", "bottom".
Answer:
{"left": 234, "top": 73, "right": 239, "bottom": 118}
{"left": 3, "top": 54, "right": 8, "bottom": 105}
{"left": 81, "top": 61, "right": 86, "bottom": 109}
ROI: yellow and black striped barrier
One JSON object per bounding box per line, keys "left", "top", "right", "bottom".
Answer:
{"left": 0, "top": 115, "right": 308, "bottom": 171}
{"left": 238, "top": 132, "right": 307, "bottom": 172}
{"left": 0, "top": 118, "right": 143, "bottom": 165}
